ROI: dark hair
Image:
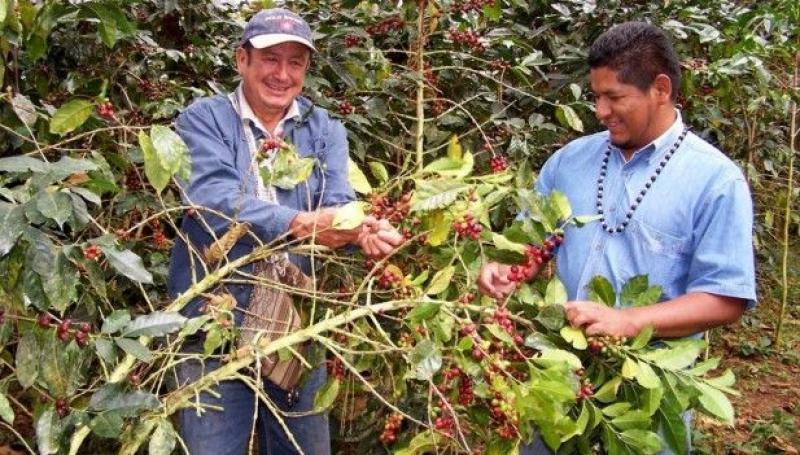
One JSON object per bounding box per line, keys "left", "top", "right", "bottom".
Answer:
{"left": 588, "top": 22, "right": 681, "bottom": 101}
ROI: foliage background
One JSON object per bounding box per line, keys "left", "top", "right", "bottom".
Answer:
{"left": 0, "top": 0, "right": 797, "bottom": 453}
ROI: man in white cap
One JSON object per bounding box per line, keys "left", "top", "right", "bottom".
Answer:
{"left": 168, "top": 8, "right": 402, "bottom": 454}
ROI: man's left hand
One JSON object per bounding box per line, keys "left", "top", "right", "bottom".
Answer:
{"left": 358, "top": 217, "right": 404, "bottom": 259}
{"left": 564, "top": 301, "right": 642, "bottom": 338}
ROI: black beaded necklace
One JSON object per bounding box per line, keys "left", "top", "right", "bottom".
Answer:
{"left": 596, "top": 127, "right": 689, "bottom": 234}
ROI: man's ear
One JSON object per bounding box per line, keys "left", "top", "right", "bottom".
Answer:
{"left": 235, "top": 47, "right": 248, "bottom": 74}
{"left": 652, "top": 74, "right": 673, "bottom": 103}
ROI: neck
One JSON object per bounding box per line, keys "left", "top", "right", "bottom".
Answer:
{"left": 241, "top": 87, "right": 290, "bottom": 134}
{"left": 621, "top": 107, "right": 677, "bottom": 160}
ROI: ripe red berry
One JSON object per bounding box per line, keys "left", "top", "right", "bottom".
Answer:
{"left": 37, "top": 313, "right": 52, "bottom": 328}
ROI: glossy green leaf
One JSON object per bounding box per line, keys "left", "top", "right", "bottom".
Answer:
{"left": 36, "top": 189, "right": 72, "bottom": 228}
{"left": 611, "top": 410, "right": 651, "bottom": 431}
{"left": 0, "top": 155, "right": 48, "bottom": 173}
{"left": 555, "top": 104, "right": 584, "bottom": 132}
{"left": 104, "top": 245, "right": 153, "bottom": 284}
{"left": 122, "top": 311, "right": 186, "bottom": 337}
{"left": 50, "top": 99, "right": 94, "bottom": 135}
{"left": 139, "top": 131, "right": 170, "bottom": 194}
{"left": 312, "top": 377, "right": 341, "bottom": 412}
{"left": 347, "top": 159, "right": 372, "bottom": 194}
{"left": 536, "top": 302, "right": 566, "bottom": 331}
{"left": 560, "top": 326, "right": 587, "bottom": 350}
{"left": 35, "top": 408, "right": 62, "bottom": 455}
{"left": 0, "top": 393, "right": 14, "bottom": 424}
{"left": 89, "top": 411, "right": 124, "bottom": 438}
{"left": 0, "top": 203, "right": 26, "bottom": 257}
{"left": 114, "top": 337, "right": 153, "bottom": 363}
{"left": 635, "top": 361, "right": 662, "bottom": 389}
{"left": 621, "top": 357, "right": 639, "bottom": 379}
{"left": 149, "top": 418, "right": 177, "bottom": 455}
{"left": 406, "top": 302, "right": 440, "bottom": 322}
{"left": 426, "top": 265, "right": 454, "bottom": 295}
{"left": 331, "top": 201, "right": 366, "bottom": 230}
{"left": 588, "top": 276, "right": 615, "bottom": 306}
{"left": 544, "top": 278, "right": 568, "bottom": 306}
{"left": 101, "top": 310, "right": 131, "bottom": 334}
{"left": 367, "top": 161, "right": 389, "bottom": 183}
{"left": 491, "top": 233, "right": 527, "bottom": 254}
{"left": 619, "top": 429, "right": 663, "bottom": 454}
{"left": 696, "top": 382, "right": 734, "bottom": 425}
{"left": 12, "top": 93, "right": 38, "bottom": 127}
{"left": 406, "top": 339, "right": 442, "bottom": 381}
{"left": 629, "top": 325, "right": 654, "bottom": 350}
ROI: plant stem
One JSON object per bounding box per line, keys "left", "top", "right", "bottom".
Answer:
{"left": 775, "top": 51, "right": 799, "bottom": 348}
{"left": 415, "top": 0, "right": 427, "bottom": 172}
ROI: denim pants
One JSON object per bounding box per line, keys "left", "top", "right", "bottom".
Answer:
{"left": 176, "top": 358, "right": 330, "bottom": 455}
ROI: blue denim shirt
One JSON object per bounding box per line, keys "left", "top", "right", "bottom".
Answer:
{"left": 536, "top": 114, "right": 756, "bottom": 308}
{"left": 167, "top": 94, "right": 355, "bottom": 321}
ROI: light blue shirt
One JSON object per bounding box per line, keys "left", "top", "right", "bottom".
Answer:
{"left": 535, "top": 113, "right": 756, "bottom": 307}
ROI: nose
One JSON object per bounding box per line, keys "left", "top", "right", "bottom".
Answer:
{"left": 595, "top": 97, "right": 611, "bottom": 122}
{"left": 273, "top": 60, "right": 290, "bottom": 81}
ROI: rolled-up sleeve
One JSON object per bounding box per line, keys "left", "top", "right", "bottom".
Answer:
{"left": 176, "top": 104, "right": 300, "bottom": 244}
{"left": 686, "top": 177, "right": 757, "bottom": 308}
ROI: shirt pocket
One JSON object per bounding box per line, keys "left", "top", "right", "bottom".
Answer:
{"left": 623, "top": 219, "right": 691, "bottom": 299}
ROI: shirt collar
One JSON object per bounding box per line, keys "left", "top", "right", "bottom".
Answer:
{"left": 235, "top": 84, "right": 300, "bottom": 137}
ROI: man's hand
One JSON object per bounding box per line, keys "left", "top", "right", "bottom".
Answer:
{"left": 477, "top": 262, "right": 517, "bottom": 300}
{"left": 289, "top": 208, "right": 360, "bottom": 249}
{"left": 564, "top": 301, "right": 642, "bottom": 338}
{"left": 357, "top": 217, "right": 404, "bottom": 259}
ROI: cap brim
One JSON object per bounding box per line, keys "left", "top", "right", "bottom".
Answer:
{"left": 248, "top": 34, "right": 316, "bottom": 52}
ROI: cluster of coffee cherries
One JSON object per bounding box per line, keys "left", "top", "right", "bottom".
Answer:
{"left": 38, "top": 314, "right": 91, "bottom": 348}
{"left": 507, "top": 235, "right": 563, "bottom": 283}
{"left": 337, "top": 101, "right": 354, "bottom": 116}
{"left": 575, "top": 368, "right": 594, "bottom": 401}
{"left": 448, "top": 28, "right": 487, "bottom": 53}
{"left": 450, "top": 0, "right": 496, "bottom": 14}
{"left": 489, "top": 391, "right": 519, "bottom": 439}
{"left": 452, "top": 212, "right": 482, "bottom": 240}
{"left": 137, "top": 79, "right": 171, "bottom": 101}
{"left": 488, "top": 58, "right": 512, "bottom": 72}
{"left": 379, "top": 412, "right": 404, "bottom": 445}
{"left": 96, "top": 102, "right": 116, "bottom": 120}
{"left": 55, "top": 398, "right": 70, "bottom": 418}
{"left": 344, "top": 34, "right": 363, "bottom": 48}
{"left": 152, "top": 229, "right": 168, "bottom": 249}
{"left": 375, "top": 265, "right": 414, "bottom": 299}
{"left": 489, "top": 154, "right": 509, "bottom": 173}
{"left": 83, "top": 244, "right": 102, "bottom": 261}
{"left": 326, "top": 357, "right": 345, "bottom": 381}
{"left": 440, "top": 366, "right": 475, "bottom": 407}
{"left": 366, "top": 16, "right": 404, "bottom": 37}
{"left": 587, "top": 335, "right": 628, "bottom": 357}
{"left": 369, "top": 192, "right": 411, "bottom": 223}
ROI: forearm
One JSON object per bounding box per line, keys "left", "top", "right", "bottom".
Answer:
{"left": 622, "top": 292, "right": 746, "bottom": 338}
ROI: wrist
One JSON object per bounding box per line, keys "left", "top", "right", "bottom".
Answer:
{"left": 621, "top": 307, "right": 648, "bottom": 338}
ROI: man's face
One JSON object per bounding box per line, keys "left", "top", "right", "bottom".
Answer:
{"left": 236, "top": 41, "right": 310, "bottom": 115}
{"left": 590, "top": 66, "right": 663, "bottom": 154}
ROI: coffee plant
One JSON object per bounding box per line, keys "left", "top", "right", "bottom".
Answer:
{"left": 0, "top": 0, "right": 797, "bottom": 454}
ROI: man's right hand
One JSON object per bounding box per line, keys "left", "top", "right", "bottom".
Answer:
{"left": 289, "top": 208, "right": 360, "bottom": 249}
{"left": 477, "top": 262, "right": 518, "bottom": 300}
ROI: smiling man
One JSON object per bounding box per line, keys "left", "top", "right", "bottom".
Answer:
{"left": 478, "top": 22, "right": 756, "bottom": 454}
{"left": 168, "top": 8, "right": 402, "bottom": 455}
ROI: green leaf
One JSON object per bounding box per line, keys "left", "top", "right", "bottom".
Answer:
{"left": 0, "top": 393, "right": 14, "bottom": 424}
{"left": 35, "top": 408, "right": 62, "bottom": 455}
{"left": 347, "top": 159, "right": 372, "bottom": 194}
{"left": 446, "top": 134, "right": 463, "bottom": 160}
{"left": 104, "top": 245, "right": 153, "bottom": 284}
{"left": 406, "top": 302, "right": 440, "bottom": 322}
{"left": 0, "top": 203, "right": 26, "bottom": 257}
{"left": 491, "top": 233, "right": 527, "bottom": 254}
{"left": 89, "top": 383, "right": 159, "bottom": 414}
{"left": 262, "top": 146, "right": 316, "bottom": 190}
{"left": 139, "top": 131, "right": 170, "bottom": 194}
{"left": 312, "top": 377, "right": 341, "bottom": 412}
{"left": 641, "top": 386, "right": 664, "bottom": 416}
{"left": 620, "top": 275, "right": 663, "bottom": 307}
{"left": 149, "top": 418, "right": 177, "bottom": 455}
{"left": 705, "top": 369, "right": 736, "bottom": 390}
{"left": 621, "top": 357, "right": 639, "bottom": 379}
{"left": 331, "top": 201, "right": 366, "bottom": 230}
{"left": 611, "top": 410, "right": 651, "bottom": 431}
{"left": 687, "top": 358, "right": 720, "bottom": 376}
{"left": 588, "top": 276, "right": 616, "bottom": 306}
{"left": 619, "top": 429, "right": 663, "bottom": 454}
{"left": 114, "top": 337, "right": 153, "bottom": 362}
{"left": 150, "top": 125, "right": 189, "bottom": 174}
{"left": 641, "top": 340, "right": 703, "bottom": 370}
{"left": 393, "top": 430, "right": 444, "bottom": 455}
{"left": 426, "top": 265, "right": 454, "bottom": 295}
{"left": 533, "top": 348, "right": 582, "bottom": 370}
{"left": 695, "top": 382, "right": 734, "bottom": 425}
{"left": 122, "top": 311, "right": 187, "bottom": 337}
{"left": 601, "top": 402, "right": 632, "bottom": 417}
{"left": 536, "top": 303, "right": 566, "bottom": 331}
{"left": 629, "top": 325, "right": 654, "bottom": 350}
{"left": 560, "top": 326, "right": 587, "bottom": 350}
{"left": 0, "top": 155, "right": 48, "bottom": 173}
{"left": 544, "top": 278, "right": 568, "bottom": 306}
{"left": 15, "top": 328, "right": 39, "bottom": 388}
{"left": 548, "top": 191, "right": 572, "bottom": 221}
{"left": 89, "top": 411, "right": 124, "bottom": 438}
{"left": 367, "top": 161, "right": 389, "bottom": 183}
{"left": 635, "top": 361, "right": 662, "bottom": 389}
{"left": 49, "top": 99, "right": 94, "bottom": 135}
{"left": 555, "top": 104, "right": 584, "bottom": 132}
{"left": 11, "top": 93, "right": 38, "bottom": 127}
{"left": 406, "top": 339, "right": 442, "bottom": 381}
{"left": 594, "top": 376, "right": 622, "bottom": 403}
{"left": 422, "top": 152, "right": 474, "bottom": 178}
{"left": 36, "top": 189, "right": 72, "bottom": 228}
{"left": 101, "top": 310, "right": 131, "bottom": 334}
{"left": 657, "top": 395, "right": 687, "bottom": 455}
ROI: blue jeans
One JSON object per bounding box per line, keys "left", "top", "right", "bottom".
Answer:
{"left": 176, "top": 358, "right": 330, "bottom": 455}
